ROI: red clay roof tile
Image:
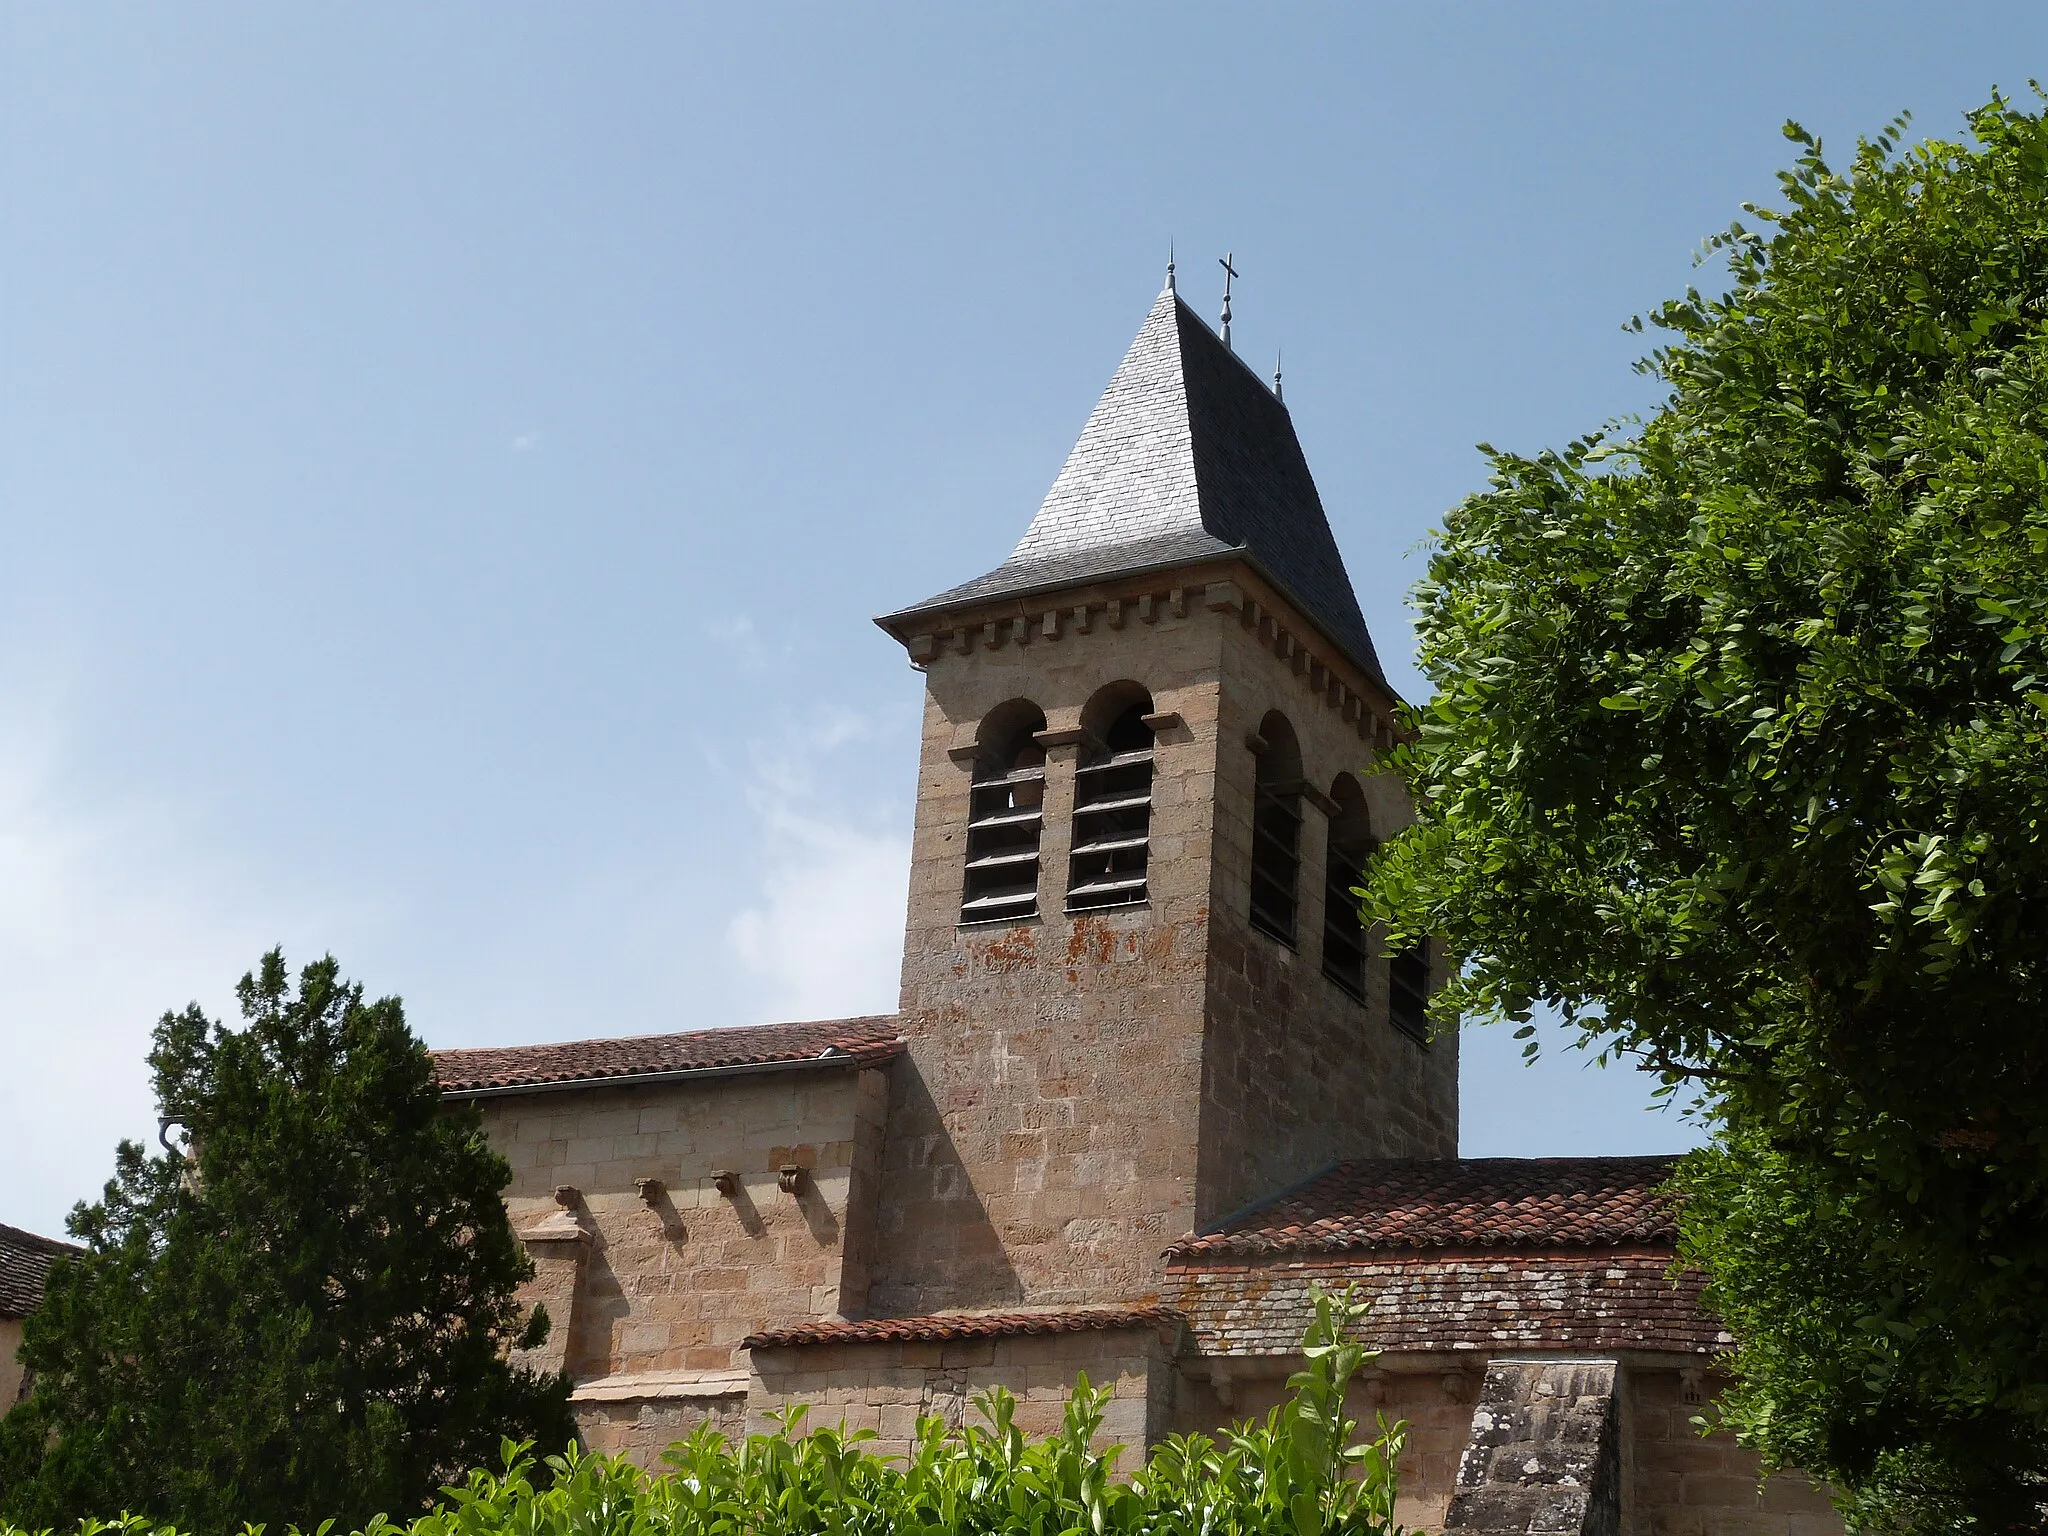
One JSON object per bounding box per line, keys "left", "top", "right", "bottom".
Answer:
{"left": 0, "top": 1221, "right": 81, "bottom": 1319}
{"left": 433, "top": 1015, "right": 903, "bottom": 1096}
{"left": 1167, "top": 1156, "right": 1680, "bottom": 1260}
{"left": 745, "top": 1305, "right": 1177, "bottom": 1350}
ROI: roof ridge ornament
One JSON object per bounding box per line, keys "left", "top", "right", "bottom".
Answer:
{"left": 1273, "top": 348, "right": 1283, "bottom": 403}
{"left": 1218, "top": 251, "right": 1238, "bottom": 351}
{"left": 1166, "top": 240, "right": 1176, "bottom": 294}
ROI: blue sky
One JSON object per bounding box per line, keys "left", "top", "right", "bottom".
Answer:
{"left": 2, "top": 4, "right": 2038, "bottom": 1236}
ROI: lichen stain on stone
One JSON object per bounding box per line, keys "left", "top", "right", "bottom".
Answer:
{"left": 974, "top": 925, "right": 1038, "bottom": 974}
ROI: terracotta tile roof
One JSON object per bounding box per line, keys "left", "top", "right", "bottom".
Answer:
{"left": 1171, "top": 1254, "right": 1726, "bottom": 1358}
{"left": 1167, "top": 1156, "right": 1680, "bottom": 1260}
{"left": 433, "top": 1015, "right": 904, "bottom": 1096}
{"left": 745, "top": 1305, "right": 1178, "bottom": 1350}
{"left": 0, "top": 1221, "right": 81, "bottom": 1319}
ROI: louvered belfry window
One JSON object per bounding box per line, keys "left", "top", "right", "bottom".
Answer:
{"left": 1066, "top": 703, "right": 1155, "bottom": 911}
{"left": 1248, "top": 712, "right": 1303, "bottom": 946}
{"left": 1389, "top": 943, "right": 1431, "bottom": 1041}
{"left": 1321, "top": 775, "right": 1374, "bottom": 1001}
{"left": 960, "top": 704, "right": 1047, "bottom": 925}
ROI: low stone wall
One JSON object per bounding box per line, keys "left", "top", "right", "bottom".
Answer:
{"left": 747, "top": 1323, "right": 1177, "bottom": 1463}
{"left": 1628, "top": 1367, "right": 1839, "bottom": 1536}
{"left": 0, "top": 1318, "right": 24, "bottom": 1413}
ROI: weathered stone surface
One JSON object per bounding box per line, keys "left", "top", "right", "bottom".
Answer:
{"left": 479, "top": 1064, "right": 889, "bottom": 1380}
{"left": 1444, "top": 1358, "right": 1620, "bottom": 1536}
{"left": 874, "top": 571, "right": 1454, "bottom": 1317}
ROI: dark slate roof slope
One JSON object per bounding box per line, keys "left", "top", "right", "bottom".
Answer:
{"left": 1168, "top": 1155, "right": 1680, "bottom": 1260}
{"left": 434, "top": 1015, "right": 903, "bottom": 1095}
{"left": 888, "top": 286, "right": 1385, "bottom": 686}
{"left": 0, "top": 1222, "right": 81, "bottom": 1318}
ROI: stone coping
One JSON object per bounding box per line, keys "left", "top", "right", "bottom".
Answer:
{"left": 569, "top": 1369, "right": 752, "bottom": 1402}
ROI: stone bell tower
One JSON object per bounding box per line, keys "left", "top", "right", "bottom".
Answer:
{"left": 867, "top": 278, "right": 1457, "bottom": 1317}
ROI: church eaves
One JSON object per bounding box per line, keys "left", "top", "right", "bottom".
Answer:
{"left": 883, "top": 286, "right": 1387, "bottom": 687}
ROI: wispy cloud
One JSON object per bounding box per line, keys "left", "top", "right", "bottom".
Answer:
{"left": 725, "top": 712, "right": 910, "bottom": 1023}
{"left": 0, "top": 695, "right": 310, "bottom": 1236}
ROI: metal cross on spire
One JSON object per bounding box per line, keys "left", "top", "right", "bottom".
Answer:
{"left": 1218, "top": 252, "right": 1238, "bottom": 351}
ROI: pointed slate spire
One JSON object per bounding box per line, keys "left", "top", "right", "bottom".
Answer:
{"left": 888, "top": 286, "right": 1385, "bottom": 685}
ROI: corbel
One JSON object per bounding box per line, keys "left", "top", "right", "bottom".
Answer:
{"left": 1360, "top": 1367, "right": 1389, "bottom": 1406}
{"left": 1106, "top": 598, "right": 1127, "bottom": 629}
{"left": 952, "top": 627, "right": 972, "bottom": 656}
{"left": 1209, "top": 1359, "right": 1236, "bottom": 1410}
{"left": 1204, "top": 581, "right": 1244, "bottom": 615}
{"left": 1296, "top": 780, "right": 1340, "bottom": 819}
{"left": 635, "top": 1176, "right": 665, "bottom": 1204}
{"left": 982, "top": 621, "right": 1002, "bottom": 651}
{"left": 1034, "top": 726, "right": 1101, "bottom": 753}
{"left": 711, "top": 1170, "right": 738, "bottom": 1197}
{"left": 553, "top": 1184, "right": 580, "bottom": 1208}
{"left": 778, "top": 1164, "right": 805, "bottom": 1194}
{"left": 1308, "top": 658, "right": 1327, "bottom": 690}
{"left": 1072, "top": 604, "right": 1093, "bottom": 634}
{"left": 1041, "top": 609, "right": 1062, "bottom": 641}
{"left": 906, "top": 634, "right": 937, "bottom": 664}
{"left": 1009, "top": 616, "right": 1032, "bottom": 647}
{"left": 1136, "top": 593, "right": 1158, "bottom": 624}
{"left": 1679, "top": 1367, "right": 1707, "bottom": 1405}
{"left": 1169, "top": 587, "right": 1187, "bottom": 619}
{"left": 1141, "top": 711, "right": 1184, "bottom": 734}
{"left": 1441, "top": 1370, "right": 1477, "bottom": 1403}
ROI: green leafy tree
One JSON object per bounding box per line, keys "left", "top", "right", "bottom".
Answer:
{"left": 0, "top": 951, "right": 572, "bottom": 1534}
{"left": 1366, "top": 94, "right": 2048, "bottom": 1528}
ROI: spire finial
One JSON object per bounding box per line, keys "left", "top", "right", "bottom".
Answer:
{"left": 1166, "top": 240, "right": 1176, "bottom": 294}
{"left": 1218, "top": 251, "right": 1238, "bottom": 351}
{"left": 1273, "top": 348, "right": 1284, "bottom": 403}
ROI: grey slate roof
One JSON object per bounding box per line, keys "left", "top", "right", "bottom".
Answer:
{"left": 0, "top": 1221, "right": 79, "bottom": 1319}
{"left": 889, "top": 286, "right": 1385, "bottom": 685}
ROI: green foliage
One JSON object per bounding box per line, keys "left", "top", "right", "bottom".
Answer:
{"left": 1365, "top": 92, "right": 2048, "bottom": 1527}
{"left": 0, "top": 951, "right": 574, "bottom": 1535}
{"left": 0, "top": 1287, "right": 1406, "bottom": 1536}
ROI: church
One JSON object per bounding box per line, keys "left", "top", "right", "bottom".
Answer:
{"left": 430, "top": 276, "right": 1842, "bottom": 1536}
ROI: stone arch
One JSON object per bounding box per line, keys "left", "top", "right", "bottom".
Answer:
{"left": 960, "top": 698, "right": 1047, "bottom": 924}
{"left": 1249, "top": 711, "right": 1304, "bottom": 945}
{"left": 1067, "top": 682, "right": 1156, "bottom": 911}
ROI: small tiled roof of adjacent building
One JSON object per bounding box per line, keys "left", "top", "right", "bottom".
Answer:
{"left": 1167, "top": 1156, "right": 1681, "bottom": 1261}
{"left": 0, "top": 1221, "right": 81, "bottom": 1319}
{"left": 881, "top": 284, "right": 1386, "bottom": 687}
{"left": 433, "top": 1015, "right": 904, "bottom": 1096}
{"left": 746, "top": 1305, "right": 1178, "bottom": 1350}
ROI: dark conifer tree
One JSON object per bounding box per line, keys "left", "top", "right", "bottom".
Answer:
{"left": 0, "top": 951, "right": 573, "bottom": 1533}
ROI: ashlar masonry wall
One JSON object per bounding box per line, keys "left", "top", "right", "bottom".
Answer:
{"left": 876, "top": 583, "right": 1226, "bottom": 1315}
{"left": 476, "top": 1060, "right": 889, "bottom": 1452}
{"left": 0, "top": 1318, "right": 24, "bottom": 1414}
{"left": 876, "top": 565, "right": 1459, "bottom": 1317}
{"left": 748, "top": 1324, "right": 1179, "bottom": 1463}
{"left": 1201, "top": 585, "right": 1458, "bottom": 1222}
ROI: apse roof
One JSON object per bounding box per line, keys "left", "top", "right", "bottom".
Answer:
{"left": 1166, "top": 1156, "right": 1682, "bottom": 1260}
{"left": 886, "top": 285, "right": 1385, "bottom": 686}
